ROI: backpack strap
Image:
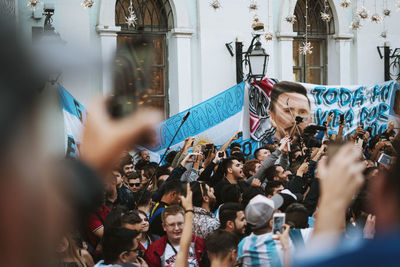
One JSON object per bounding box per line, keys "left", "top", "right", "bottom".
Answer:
{"left": 149, "top": 203, "right": 167, "bottom": 224}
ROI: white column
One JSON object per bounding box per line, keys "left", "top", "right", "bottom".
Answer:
{"left": 168, "top": 28, "right": 194, "bottom": 115}
{"left": 276, "top": 32, "right": 297, "bottom": 81}
{"left": 333, "top": 33, "right": 353, "bottom": 85}
{"left": 96, "top": 25, "right": 121, "bottom": 95}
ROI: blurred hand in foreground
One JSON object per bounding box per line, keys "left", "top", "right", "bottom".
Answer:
{"left": 314, "top": 143, "right": 365, "bottom": 237}
{"left": 80, "top": 97, "right": 162, "bottom": 174}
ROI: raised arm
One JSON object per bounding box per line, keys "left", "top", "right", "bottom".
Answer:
{"left": 218, "top": 131, "right": 241, "bottom": 152}
{"left": 175, "top": 183, "right": 194, "bottom": 267}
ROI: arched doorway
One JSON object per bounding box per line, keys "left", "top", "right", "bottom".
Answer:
{"left": 292, "top": 0, "right": 335, "bottom": 84}
{"left": 115, "top": 0, "right": 174, "bottom": 117}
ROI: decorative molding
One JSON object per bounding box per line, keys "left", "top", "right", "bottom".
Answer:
{"left": 276, "top": 31, "right": 297, "bottom": 40}
{"left": 96, "top": 25, "right": 121, "bottom": 36}
{"left": 171, "top": 27, "right": 194, "bottom": 37}
{"left": 332, "top": 33, "right": 354, "bottom": 40}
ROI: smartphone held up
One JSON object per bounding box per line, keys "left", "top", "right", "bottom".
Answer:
{"left": 108, "top": 35, "right": 161, "bottom": 119}
{"left": 272, "top": 213, "right": 285, "bottom": 238}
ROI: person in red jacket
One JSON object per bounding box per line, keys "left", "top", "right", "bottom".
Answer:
{"left": 144, "top": 205, "right": 205, "bottom": 267}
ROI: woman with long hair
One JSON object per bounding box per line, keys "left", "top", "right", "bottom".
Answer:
{"left": 137, "top": 210, "right": 155, "bottom": 249}
{"left": 56, "top": 234, "right": 94, "bottom": 267}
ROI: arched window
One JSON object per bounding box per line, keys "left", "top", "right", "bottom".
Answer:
{"left": 115, "top": 0, "right": 174, "bottom": 118}
{"left": 292, "top": 0, "right": 335, "bottom": 84}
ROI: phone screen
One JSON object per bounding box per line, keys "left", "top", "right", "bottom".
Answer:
{"left": 378, "top": 153, "right": 392, "bottom": 166}
{"left": 272, "top": 214, "right": 285, "bottom": 235}
{"left": 109, "top": 36, "right": 154, "bottom": 118}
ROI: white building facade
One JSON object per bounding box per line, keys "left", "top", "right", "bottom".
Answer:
{"left": 17, "top": 0, "right": 400, "bottom": 117}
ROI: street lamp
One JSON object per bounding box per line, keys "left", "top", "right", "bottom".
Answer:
{"left": 234, "top": 27, "right": 270, "bottom": 83}
{"left": 247, "top": 38, "right": 269, "bottom": 82}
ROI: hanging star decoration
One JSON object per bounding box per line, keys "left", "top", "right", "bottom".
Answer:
{"left": 350, "top": 17, "right": 362, "bottom": 30}
{"left": 210, "top": 0, "right": 222, "bottom": 10}
{"left": 371, "top": 13, "right": 383, "bottom": 23}
{"left": 340, "top": 0, "right": 351, "bottom": 8}
{"left": 380, "top": 31, "right": 387, "bottom": 38}
{"left": 125, "top": 4, "right": 137, "bottom": 28}
{"left": 27, "top": 0, "right": 40, "bottom": 10}
{"left": 383, "top": 9, "right": 391, "bottom": 16}
{"left": 285, "top": 15, "right": 297, "bottom": 24}
{"left": 264, "top": 31, "right": 273, "bottom": 41}
{"left": 299, "top": 42, "right": 313, "bottom": 55}
{"left": 320, "top": 11, "right": 331, "bottom": 22}
{"left": 357, "top": 6, "right": 369, "bottom": 19}
{"left": 81, "top": 0, "right": 94, "bottom": 8}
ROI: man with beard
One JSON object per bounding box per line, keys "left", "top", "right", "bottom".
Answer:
{"left": 219, "top": 203, "right": 247, "bottom": 237}
{"left": 190, "top": 181, "right": 220, "bottom": 239}
{"left": 269, "top": 81, "right": 312, "bottom": 141}
{"left": 215, "top": 157, "right": 250, "bottom": 207}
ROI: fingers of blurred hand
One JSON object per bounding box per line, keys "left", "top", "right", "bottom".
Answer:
{"left": 81, "top": 97, "right": 162, "bottom": 173}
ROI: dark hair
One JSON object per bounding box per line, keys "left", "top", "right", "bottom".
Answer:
{"left": 137, "top": 210, "right": 155, "bottom": 241}
{"left": 133, "top": 189, "right": 152, "bottom": 208}
{"left": 243, "top": 159, "right": 260, "bottom": 178}
{"left": 126, "top": 171, "right": 141, "bottom": 182}
{"left": 263, "top": 144, "right": 276, "bottom": 153}
{"left": 363, "top": 166, "right": 378, "bottom": 178}
{"left": 104, "top": 207, "right": 128, "bottom": 229}
{"left": 223, "top": 157, "right": 239, "bottom": 175}
{"left": 142, "top": 164, "right": 156, "bottom": 179}
{"left": 135, "top": 160, "right": 148, "bottom": 171}
{"left": 165, "top": 150, "right": 178, "bottom": 165}
{"left": 156, "top": 165, "right": 170, "bottom": 179}
{"left": 285, "top": 203, "right": 308, "bottom": 229}
{"left": 221, "top": 184, "right": 242, "bottom": 203}
{"left": 270, "top": 81, "right": 310, "bottom": 112}
{"left": 231, "top": 152, "right": 245, "bottom": 163}
{"left": 263, "top": 165, "right": 280, "bottom": 182}
{"left": 230, "top": 142, "right": 242, "bottom": 149}
{"left": 219, "top": 203, "right": 244, "bottom": 229}
{"left": 102, "top": 227, "right": 139, "bottom": 264}
{"left": 164, "top": 180, "right": 184, "bottom": 195}
{"left": 241, "top": 187, "right": 265, "bottom": 208}
{"left": 121, "top": 209, "right": 142, "bottom": 225}
{"left": 190, "top": 182, "right": 208, "bottom": 207}
{"left": 254, "top": 147, "right": 270, "bottom": 160}
{"left": 265, "top": 180, "right": 284, "bottom": 196}
{"left": 118, "top": 152, "right": 134, "bottom": 174}
{"left": 206, "top": 229, "right": 240, "bottom": 259}
{"left": 157, "top": 178, "right": 165, "bottom": 190}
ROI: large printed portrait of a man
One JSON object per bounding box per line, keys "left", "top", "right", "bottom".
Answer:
{"left": 269, "top": 81, "right": 312, "bottom": 141}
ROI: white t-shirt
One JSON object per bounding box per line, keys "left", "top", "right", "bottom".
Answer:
{"left": 163, "top": 243, "right": 198, "bottom": 267}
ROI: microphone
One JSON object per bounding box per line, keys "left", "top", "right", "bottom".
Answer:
{"left": 183, "top": 110, "right": 190, "bottom": 121}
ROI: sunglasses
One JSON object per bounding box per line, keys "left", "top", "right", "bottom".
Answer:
{"left": 129, "top": 183, "right": 141, "bottom": 187}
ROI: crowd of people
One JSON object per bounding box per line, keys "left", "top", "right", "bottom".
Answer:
{"left": 54, "top": 85, "right": 399, "bottom": 267}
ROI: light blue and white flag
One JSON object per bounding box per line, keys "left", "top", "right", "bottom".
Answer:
{"left": 59, "top": 85, "right": 86, "bottom": 158}
{"left": 150, "top": 81, "right": 256, "bottom": 156}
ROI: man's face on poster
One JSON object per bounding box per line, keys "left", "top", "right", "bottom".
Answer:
{"left": 270, "top": 92, "right": 312, "bottom": 140}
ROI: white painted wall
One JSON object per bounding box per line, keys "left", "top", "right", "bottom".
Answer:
{"left": 16, "top": 0, "right": 400, "bottom": 114}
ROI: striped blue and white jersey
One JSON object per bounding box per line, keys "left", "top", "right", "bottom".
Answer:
{"left": 238, "top": 229, "right": 313, "bottom": 267}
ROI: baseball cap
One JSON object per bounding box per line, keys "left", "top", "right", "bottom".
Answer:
{"left": 279, "top": 189, "right": 299, "bottom": 212}
{"left": 245, "top": 194, "right": 283, "bottom": 229}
